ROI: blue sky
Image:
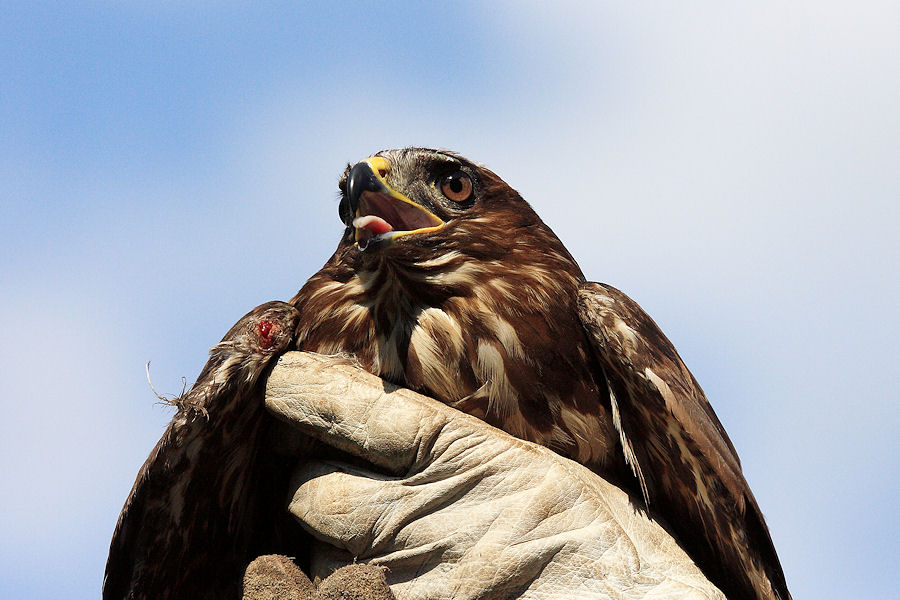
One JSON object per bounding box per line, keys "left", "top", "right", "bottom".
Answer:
{"left": 1, "top": 2, "right": 897, "bottom": 598}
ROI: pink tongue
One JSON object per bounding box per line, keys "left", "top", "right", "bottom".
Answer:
{"left": 353, "top": 215, "right": 394, "bottom": 235}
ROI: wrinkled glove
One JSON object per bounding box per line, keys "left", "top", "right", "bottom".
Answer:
{"left": 264, "top": 352, "right": 724, "bottom": 600}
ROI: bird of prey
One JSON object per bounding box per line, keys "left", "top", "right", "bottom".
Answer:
{"left": 104, "top": 301, "right": 301, "bottom": 599}
{"left": 290, "top": 148, "right": 791, "bottom": 600}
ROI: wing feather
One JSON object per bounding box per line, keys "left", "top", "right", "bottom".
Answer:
{"left": 577, "top": 282, "right": 790, "bottom": 600}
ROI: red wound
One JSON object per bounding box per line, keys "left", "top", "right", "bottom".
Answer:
{"left": 257, "top": 320, "right": 276, "bottom": 348}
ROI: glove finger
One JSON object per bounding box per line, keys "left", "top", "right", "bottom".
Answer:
{"left": 265, "top": 352, "right": 466, "bottom": 472}
{"left": 286, "top": 459, "right": 412, "bottom": 557}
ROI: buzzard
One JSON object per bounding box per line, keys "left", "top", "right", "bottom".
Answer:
{"left": 290, "top": 148, "right": 791, "bottom": 600}
{"left": 104, "top": 301, "right": 301, "bottom": 599}
{"left": 106, "top": 148, "right": 790, "bottom": 600}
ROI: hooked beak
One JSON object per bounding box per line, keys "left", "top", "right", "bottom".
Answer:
{"left": 345, "top": 157, "right": 444, "bottom": 251}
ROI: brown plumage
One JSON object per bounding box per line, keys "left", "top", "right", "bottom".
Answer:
{"left": 291, "top": 148, "right": 791, "bottom": 600}
{"left": 104, "top": 301, "right": 300, "bottom": 600}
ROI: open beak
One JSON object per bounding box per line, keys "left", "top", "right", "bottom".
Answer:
{"left": 346, "top": 157, "right": 444, "bottom": 251}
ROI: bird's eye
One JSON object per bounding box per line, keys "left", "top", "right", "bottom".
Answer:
{"left": 439, "top": 172, "right": 473, "bottom": 203}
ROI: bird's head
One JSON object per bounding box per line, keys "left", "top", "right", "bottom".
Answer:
{"left": 336, "top": 148, "right": 554, "bottom": 263}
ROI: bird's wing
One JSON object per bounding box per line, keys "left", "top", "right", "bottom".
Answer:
{"left": 577, "top": 282, "right": 790, "bottom": 600}
{"left": 103, "top": 301, "right": 301, "bottom": 599}
{"left": 103, "top": 355, "right": 264, "bottom": 599}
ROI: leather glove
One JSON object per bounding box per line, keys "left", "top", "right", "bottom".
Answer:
{"left": 264, "top": 352, "right": 724, "bottom": 600}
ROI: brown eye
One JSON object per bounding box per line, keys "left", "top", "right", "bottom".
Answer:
{"left": 440, "top": 171, "right": 473, "bottom": 203}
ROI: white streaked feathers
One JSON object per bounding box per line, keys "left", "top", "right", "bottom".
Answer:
{"left": 476, "top": 340, "right": 518, "bottom": 416}
{"left": 608, "top": 377, "right": 649, "bottom": 505}
{"left": 410, "top": 307, "right": 466, "bottom": 399}
{"left": 558, "top": 405, "right": 611, "bottom": 465}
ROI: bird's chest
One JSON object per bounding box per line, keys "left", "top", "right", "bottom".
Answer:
{"left": 295, "top": 270, "right": 619, "bottom": 467}
{"left": 296, "top": 291, "right": 481, "bottom": 400}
